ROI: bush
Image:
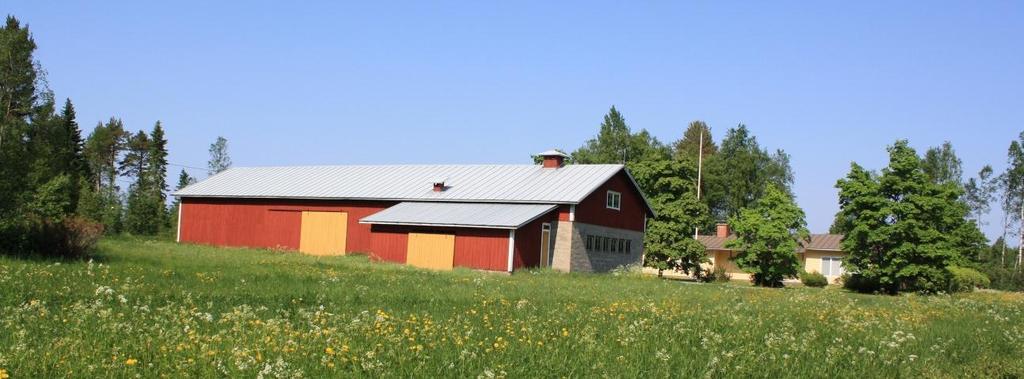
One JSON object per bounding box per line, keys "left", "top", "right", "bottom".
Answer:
{"left": 800, "top": 271, "right": 828, "bottom": 288}
{"left": 947, "top": 266, "right": 990, "bottom": 293}
{"left": 2, "top": 216, "right": 104, "bottom": 259}
{"left": 700, "top": 266, "right": 732, "bottom": 283}
{"left": 841, "top": 273, "right": 882, "bottom": 293}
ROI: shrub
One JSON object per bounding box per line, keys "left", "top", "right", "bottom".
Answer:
{"left": 25, "top": 216, "right": 104, "bottom": 259}
{"left": 841, "top": 273, "right": 882, "bottom": 294}
{"left": 800, "top": 271, "right": 828, "bottom": 288}
{"left": 947, "top": 266, "right": 990, "bottom": 293}
{"left": 700, "top": 266, "right": 732, "bottom": 283}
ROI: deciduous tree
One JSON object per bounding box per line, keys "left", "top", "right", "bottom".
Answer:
{"left": 207, "top": 136, "right": 232, "bottom": 176}
{"left": 726, "top": 184, "right": 808, "bottom": 287}
{"left": 837, "top": 140, "right": 986, "bottom": 294}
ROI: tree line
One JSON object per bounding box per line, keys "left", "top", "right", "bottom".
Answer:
{"left": 0, "top": 16, "right": 231, "bottom": 257}
{"left": 563, "top": 106, "right": 1020, "bottom": 292}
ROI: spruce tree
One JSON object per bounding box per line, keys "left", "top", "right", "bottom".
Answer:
{"left": 147, "top": 121, "right": 169, "bottom": 229}
{"left": 703, "top": 125, "right": 794, "bottom": 220}
{"left": 671, "top": 120, "right": 717, "bottom": 163}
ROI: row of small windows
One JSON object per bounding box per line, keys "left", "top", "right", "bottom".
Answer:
{"left": 585, "top": 235, "right": 632, "bottom": 254}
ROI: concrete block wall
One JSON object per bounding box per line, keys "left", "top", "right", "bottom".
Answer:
{"left": 551, "top": 221, "right": 644, "bottom": 273}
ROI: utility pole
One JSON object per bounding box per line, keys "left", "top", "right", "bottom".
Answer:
{"left": 694, "top": 128, "right": 704, "bottom": 239}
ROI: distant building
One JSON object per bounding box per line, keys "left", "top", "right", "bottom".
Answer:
{"left": 173, "top": 151, "right": 655, "bottom": 273}
{"left": 697, "top": 223, "right": 846, "bottom": 283}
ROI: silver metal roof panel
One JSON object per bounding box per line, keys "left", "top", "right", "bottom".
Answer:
{"left": 359, "top": 202, "right": 557, "bottom": 229}
{"left": 173, "top": 164, "right": 625, "bottom": 205}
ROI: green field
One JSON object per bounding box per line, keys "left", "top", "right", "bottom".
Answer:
{"left": 1, "top": 238, "right": 1022, "bottom": 378}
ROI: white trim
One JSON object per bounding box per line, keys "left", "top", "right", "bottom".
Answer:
{"left": 606, "top": 190, "right": 621, "bottom": 210}
{"left": 507, "top": 230, "right": 516, "bottom": 272}
{"left": 540, "top": 223, "right": 552, "bottom": 268}
{"left": 176, "top": 202, "right": 183, "bottom": 243}
{"left": 568, "top": 205, "right": 576, "bottom": 222}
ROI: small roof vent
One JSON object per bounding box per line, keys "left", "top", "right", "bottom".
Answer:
{"left": 431, "top": 177, "right": 448, "bottom": 192}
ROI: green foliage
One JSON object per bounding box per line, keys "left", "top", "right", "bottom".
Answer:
{"left": 77, "top": 182, "right": 123, "bottom": 234}
{"left": 726, "top": 184, "right": 809, "bottom": 287}
{"left": 671, "top": 120, "right": 717, "bottom": 163}
{"left": 964, "top": 165, "right": 996, "bottom": 226}
{"left": 836, "top": 140, "right": 987, "bottom": 294}
{"left": 703, "top": 125, "right": 794, "bottom": 220}
{"left": 631, "top": 158, "right": 711, "bottom": 275}
{"left": 207, "top": 136, "right": 232, "bottom": 176}
{"left": 27, "top": 174, "right": 72, "bottom": 222}
{"left": 1001, "top": 133, "right": 1024, "bottom": 269}
{"left": 0, "top": 16, "right": 38, "bottom": 221}
{"left": 947, "top": 266, "right": 990, "bottom": 293}
{"left": 800, "top": 271, "right": 828, "bottom": 288}
{"left": 571, "top": 106, "right": 670, "bottom": 165}
{"left": 702, "top": 265, "right": 732, "bottom": 283}
{"left": 841, "top": 273, "right": 882, "bottom": 293}
{"left": 980, "top": 264, "right": 1024, "bottom": 292}
{"left": 921, "top": 141, "right": 963, "bottom": 186}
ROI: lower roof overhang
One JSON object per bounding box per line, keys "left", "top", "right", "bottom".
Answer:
{"left": 359, "top": 202, "right": 558, "bottom": 230}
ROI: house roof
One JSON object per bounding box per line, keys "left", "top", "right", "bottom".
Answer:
{"left": 697, "top": 233, "right": 844, "bottom": 252}
{"left": 360, "top": 202, "right": 557, "bottom": 229}
{"left": 174, "top": 164, "right": 654, "bottom": 215}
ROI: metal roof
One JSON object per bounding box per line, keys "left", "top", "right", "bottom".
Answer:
{"left": 360, "top": 202, "right": 557, "bottom": 229}
{"left": 173, "top": 164, "right": 646, "bottom": 208}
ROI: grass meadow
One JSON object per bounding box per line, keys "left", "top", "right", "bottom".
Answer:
{"left": 1, "top": 237, "right": 1022, "bottom": 378}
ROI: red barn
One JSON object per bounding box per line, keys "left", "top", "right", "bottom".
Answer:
{"left": 174, "top": 151, "right": 655, "bottom": 273}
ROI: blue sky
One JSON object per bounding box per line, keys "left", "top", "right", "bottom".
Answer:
{"left": 7, "top": 1, "right": 1023, "bottom": 238}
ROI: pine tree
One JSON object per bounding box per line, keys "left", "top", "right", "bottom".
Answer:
{"left": 726, "top": 184, "right": 809, "bottom": 287}
{"left": 169, "top": 169, "right": 196, "bottom": 235}
{"left": 0, "top": 15, "right": 38, "bottom": 224}
{"left": 207, "top": 136, "right": 232, "bottom": 176}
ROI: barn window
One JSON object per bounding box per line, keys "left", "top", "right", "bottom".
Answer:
{"left": 625, "top": 240, "right": 632, "bottom": 253}
{"left": 606, "top": 191, "right": 621, "bottom": 210}
{"left": 602, "top": 237, "right": 609, "bottom": 252}
{"left": 618, "top": 239, "right": 625, "bottom": 253}
{"left": 611, "top": 238, "right": 618, "bottom": 253}
{"left": 586, "top": 235, "right": 594, "bottom": 251}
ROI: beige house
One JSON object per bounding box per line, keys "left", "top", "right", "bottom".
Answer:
{"left": 697, "top": 224, "right": 847, "bottom": 283}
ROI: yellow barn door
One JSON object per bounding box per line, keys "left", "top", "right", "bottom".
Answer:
{"left": 299, "top": 211, "right": 347, "bottom": 256}
{"left": 406, "top": 233, "right": 455, "bottom": 270}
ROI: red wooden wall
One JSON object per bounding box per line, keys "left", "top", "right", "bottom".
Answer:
{"left": 573, "top": 171, "right": 649, "bottom": 232}
{"left": 512, "top": 208, "right": 560, "bottom": 270}
{"left": 179, "top": 198, "right": 393, "bottom": 252}
{"left": 367, "top": 225, "right": 510, "bottom": 271}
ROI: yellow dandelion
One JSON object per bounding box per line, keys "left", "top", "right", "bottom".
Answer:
{"left": 325, "top": 347, "right": 335, "bottom": 355}
{"left": 125, "top": 358, "right": 138, "bottom": 366}
{"left": 0, "top": 368, "right": 9, "bottom": 379}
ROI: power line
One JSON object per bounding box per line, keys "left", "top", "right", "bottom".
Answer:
{"left": 168, "top": 162, "right": 206, "bottom": 171}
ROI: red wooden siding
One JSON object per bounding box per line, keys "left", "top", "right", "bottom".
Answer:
{"left": 573, "top": 171, "right": 648, "bottom": 232}
{"left": 368, "top": 225, "right": 409, "bottom": 263}
{"left": 453, "top": 229, "right": 509, "bottom": 271}
{"left": 512, "top": 208, "right": 560, "bottom": 270}
{"left": 179, "top": 198, "right": 393, "bottom": 252}
{"left": 368, "top": 225, "right": 511, "bottom": 271}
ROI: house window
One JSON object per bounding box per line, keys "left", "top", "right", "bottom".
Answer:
{"left": 606, "top": 191, "right": 621, "bottom": 210}
{"left": 821, "top": 257, "right": 844, "bottom": 276}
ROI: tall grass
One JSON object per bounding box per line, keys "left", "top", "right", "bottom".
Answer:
{"left": 0, "top": 237, "right": 1022, "bottom": 377}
